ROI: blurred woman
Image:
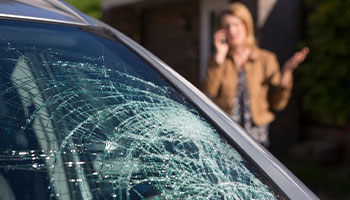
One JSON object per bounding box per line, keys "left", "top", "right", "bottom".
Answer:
{"left": 202, "top": 2, "right": 309, "bottom": 146}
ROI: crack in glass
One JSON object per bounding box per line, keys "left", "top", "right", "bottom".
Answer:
{"left": 0, "top": 21, "right": 280, "bottom": 200}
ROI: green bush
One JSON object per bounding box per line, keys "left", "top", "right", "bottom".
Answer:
{"left": 65, "top": 0, "right": 101, "bottom": 19}
{"left": 296, "top": 0, "right": 350, "bottom": 125}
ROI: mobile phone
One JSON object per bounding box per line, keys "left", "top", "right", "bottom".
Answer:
{"left": 221, "top": 37, "right": 226, "bottom": 44}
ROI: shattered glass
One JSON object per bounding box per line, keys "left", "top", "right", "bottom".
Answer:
{"left": 0, "top": 19, "right": 281, "bottom": 199}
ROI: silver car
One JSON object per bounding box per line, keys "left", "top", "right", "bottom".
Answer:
{"left": 0, "top": 0, "right": 318, "bottom": 199}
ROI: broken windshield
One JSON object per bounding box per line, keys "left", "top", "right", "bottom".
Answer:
{"left": 0, "top": 19, "right": 282, "bottom": 199}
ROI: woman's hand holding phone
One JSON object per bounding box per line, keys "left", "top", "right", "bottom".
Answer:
{"left": 213, "top": 29, "right": 229, "bottom": 65}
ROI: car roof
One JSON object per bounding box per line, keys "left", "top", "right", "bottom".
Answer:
{"left": 0, "top": 0, "right": 95, "bottom": 26}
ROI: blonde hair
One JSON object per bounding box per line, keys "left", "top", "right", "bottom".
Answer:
{"left": 219, "top": 2, "right": 256, "bottom": 47}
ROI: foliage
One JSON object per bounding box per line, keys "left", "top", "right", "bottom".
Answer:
{"left": 296, "top": 0, "right": 350, "bottom": 125}
{"left": 64, "top": 0, "right": 101, "bottom": 19}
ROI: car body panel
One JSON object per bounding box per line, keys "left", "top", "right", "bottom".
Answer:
{"left": 0, "top": 0, "right": 92, "bottom": 26}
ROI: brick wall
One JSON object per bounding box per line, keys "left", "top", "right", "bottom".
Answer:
{"left": 102, "top": 0, "right": 200, "bottom": 87}
{"left": 102, "top": 7, "right": 141, "bottom": 42}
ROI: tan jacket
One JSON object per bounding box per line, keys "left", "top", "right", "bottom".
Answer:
{"left": 202, "top": 47, "right": 292, "bottom": 126}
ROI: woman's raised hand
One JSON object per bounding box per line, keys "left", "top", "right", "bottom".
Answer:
{"left": 282, "top": 47, "right": 310, "bottom": 72}
{"left": 281, "top": 47, "right": 310, "bottom": 87}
